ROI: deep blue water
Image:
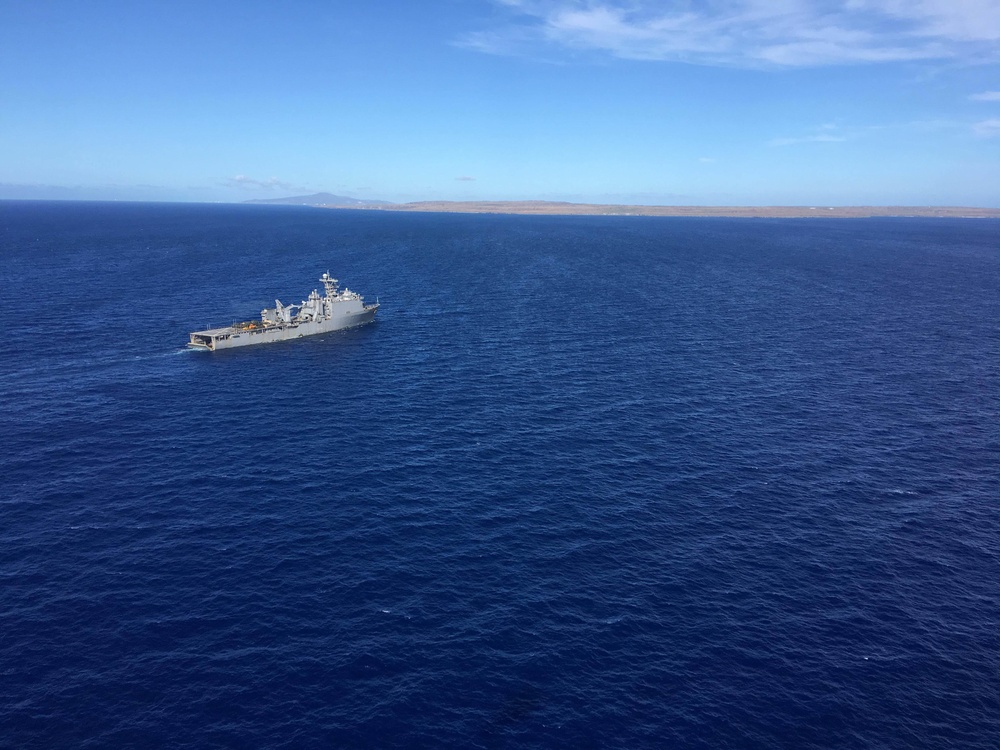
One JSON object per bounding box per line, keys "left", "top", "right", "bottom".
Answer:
{"left": 2, "top": 201, "right": 999, "bottom": 749}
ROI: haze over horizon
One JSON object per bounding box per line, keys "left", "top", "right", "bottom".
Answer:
{"left": 2, "top": 1, "right": 1000, "bottom": 206}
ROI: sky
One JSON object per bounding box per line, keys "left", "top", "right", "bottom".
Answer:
{"left": 2, "top": 0, "right": 1000, "bottom": 206}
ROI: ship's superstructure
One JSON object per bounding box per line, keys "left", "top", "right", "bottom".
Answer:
{"left": 188, "top": 272, "right": 378, "bottom": 351}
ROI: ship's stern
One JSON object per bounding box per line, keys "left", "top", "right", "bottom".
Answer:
{"left": 188, "top": 332, "right": 214, "bottom": 350}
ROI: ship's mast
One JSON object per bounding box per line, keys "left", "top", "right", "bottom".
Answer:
{"left": 320, "top": 271, "right": 339, "bottom": 298}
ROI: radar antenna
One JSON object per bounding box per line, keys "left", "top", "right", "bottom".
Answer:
{"left": 320, "top": 271, "right": 340, "bottom": 298}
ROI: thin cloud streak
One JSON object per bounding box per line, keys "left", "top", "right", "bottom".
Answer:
{"left": 970, "top": 91, "right": 1000, "bottom": 101}
{"left": 224, "top": 175, "right": 303, "bottom": 191}
{"left": 972, "top": 118, "right": 1000, "bottom": 136}
{"left": 461, "top": 0, "right": 1000, "bottom": 67}
{"left": 768, "top": 134, "right": 849, "bottom": 146}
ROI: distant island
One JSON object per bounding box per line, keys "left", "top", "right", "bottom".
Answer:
{"left": 245, "top": 195, "right": 1000, "bottom": 218}
{"left": 375, "top": 201, "right": 1000, "bottom": 218}
{"left": 244, "top": 192, "right": 391, "bottom": 207}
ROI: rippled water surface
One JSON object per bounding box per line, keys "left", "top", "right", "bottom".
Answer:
{"left": 2, "top": 201, "right": 999, "bottom": 748}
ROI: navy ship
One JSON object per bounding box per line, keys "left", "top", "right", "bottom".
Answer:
{"left": 188, "top": 272, "right": 378, "bottom": 351}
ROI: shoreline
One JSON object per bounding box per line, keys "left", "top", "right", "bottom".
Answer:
{"left": 354, "top": 201, "right": 1000, "bottom": 219}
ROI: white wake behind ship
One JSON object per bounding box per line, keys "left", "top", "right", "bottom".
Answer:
{"left": 188, "top": 272, "right": 379, "bottom": 351}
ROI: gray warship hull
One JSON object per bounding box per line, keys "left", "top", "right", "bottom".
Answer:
{"left": 188, "top": 272, "right": 378, "bottom": 351}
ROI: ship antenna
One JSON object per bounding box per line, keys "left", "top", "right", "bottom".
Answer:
{"left": 320, "top": 271, "right": 339, "bottom": 298}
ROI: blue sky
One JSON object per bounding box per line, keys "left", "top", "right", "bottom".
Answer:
{"left": 2, "top": 0, "right": 999, "bottom": 205}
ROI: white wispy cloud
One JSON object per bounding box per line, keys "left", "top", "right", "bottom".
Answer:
{"left": 769, "top": 133, "right": 849, "bottom": 146}
{"left": 970, "top": 90, "right": 1000, "bottom": 101}
{"left": 972, "top": 118, "right": 1000, "bottom": 136}
{"left": 455, "top": 176, "right": 477, "bottom": 181}
{"left": 224, "top": 174, "right": 301, "bottom": 191}
{"left": 770, "top": 116, "right": 999, "bottom": 143}
{"left": 460, "top": 0, "right": 1000, "bottom": 67}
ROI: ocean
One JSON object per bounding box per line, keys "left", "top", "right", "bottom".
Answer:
{"left": 2, "top": 201, "right": 999, "bottom": 748}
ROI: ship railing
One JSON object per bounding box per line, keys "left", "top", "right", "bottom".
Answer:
{"left": 194, "top": 320, "right": 289, "bottom": 334}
